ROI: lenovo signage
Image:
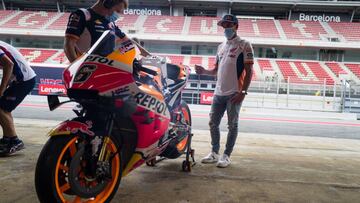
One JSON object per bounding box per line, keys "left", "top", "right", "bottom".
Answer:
{"left": 38, "top": 84, "right": 66, "bottom": 95}
{"left": 38, "top": 78, "right": 66, "bottom": 95}
{"left": 123, "top": 6, "right": 169, "bottom": 16}
{"left": 200, "top": 92, "right": 214, "bottom": 105}
{"left": 291, "top": 12, "right": 351, "bottom": 23}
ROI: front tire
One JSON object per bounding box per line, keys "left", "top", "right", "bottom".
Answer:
{"left": 35, "top": 135, "right": 121, "bottom": 203}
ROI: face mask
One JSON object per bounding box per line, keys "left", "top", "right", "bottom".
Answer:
{"left": 224, "top": 28, "right": 236, "bottom": 40}
{"left": 108, "top": 11, "right": 120, "bottom": 22}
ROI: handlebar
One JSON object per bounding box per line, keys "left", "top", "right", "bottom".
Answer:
{"left": 133, "top": 60, "right": 158, "bottom": 76}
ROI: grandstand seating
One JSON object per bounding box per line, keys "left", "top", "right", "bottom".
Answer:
{"left": 345, "top": 64, "right": 360, "bottom": 78}
{"left": 329, "top": 22, "right": 360, "bottom": 42}
{"left": 325, "top": 62, "right": 348, "bottom": 76}
{"left": 2, "top": 11, "right": 59, "bottom": 29}
{"left": 276, "top": 60, "right": 335, "bottom": 84}
{"left": 0, "top": 10, "right": 16, "bottom": 23}
{"left": 188, "top": 16, "right": 222, "bottom": 36}
{"left": 142, "top": 16, "right": 185, "bottom": 35}
{"left": 1, "top": 10, "right": 360, "bottom": 42}
{"left": 160, "top": 54, "right": 184, "bottom": 65}
{"left": 255, "top": 20, "right": 280, "bottom": 39}
{"left": 306, "top": 61, "right": 334, "bottom": 84}
{"left": 47, "top": 13, "right": 69, "bottom": 30}
{"left": 51, "top": 51, "right": 68, "bottom": 64}
{"left": 258, "top": 59, "right": 274, "bottom": 71}
{"left": 18, "top": 48, "right": 360, "bottom": 85}
{"left": 279, "top": 20, "right": 327, "bottom": 40}
{"left": 19, "top": 48, "right": 58, "bottom": 63}
{"left": 116, "top": 14, "right": 141, "bottom": 31}
{"left": 238, "top": 19, "right": 280, "bottom": 39}
{"left": 189, "top": 56, "right": 203, "bottom": 67}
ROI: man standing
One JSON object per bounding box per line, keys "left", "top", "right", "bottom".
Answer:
{"left": 64, "top": 0, "right": 149, "bottom": 62}
{"left": 0, "top": 41, "right": 36, "bottom": 156}
{"left": 195, "top": 14, "right": 254, "bottom": 168}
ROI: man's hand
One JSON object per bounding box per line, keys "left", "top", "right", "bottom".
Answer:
{"left": 231, "top": 92, "right": 246, "bottom": 104}
{"left": 195, "top": 65, "right": 206, "bottom": 75}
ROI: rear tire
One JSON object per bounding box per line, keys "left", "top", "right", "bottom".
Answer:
{"left": 35, "top": 135, "right": 121, "bottom": 203}
{"left": 161, "top": 100, "right": 192, "bottom": 159}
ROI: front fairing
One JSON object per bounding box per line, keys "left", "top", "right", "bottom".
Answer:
{"left": 63, "top": 31, "right": 140, "bottom": 94}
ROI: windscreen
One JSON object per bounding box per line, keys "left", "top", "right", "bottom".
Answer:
{"left": 88, "top": 30, "right": 115, "bottom": 57}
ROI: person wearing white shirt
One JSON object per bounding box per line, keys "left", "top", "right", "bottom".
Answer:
{"left": 0, "top": 41, "right": 36, "bottom": 156}
{"left": 195, "top": 14, "right": 254, "bottom": 168}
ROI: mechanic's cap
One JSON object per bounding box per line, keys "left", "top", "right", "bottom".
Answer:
{"left": 217, "top": 14, "right": 238, "bottom": 26}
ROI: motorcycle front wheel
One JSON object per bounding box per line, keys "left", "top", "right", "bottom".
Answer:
{"left": 35, "top": 135, "right": 121, "bottom": 203}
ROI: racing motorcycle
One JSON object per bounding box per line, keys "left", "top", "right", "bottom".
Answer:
{"left": 35, "top": 30, "right": 195, "bottom": 203}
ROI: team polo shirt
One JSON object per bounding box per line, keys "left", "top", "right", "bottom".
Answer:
{"left": 214, "top": 36, "right": 254, "bottom": 96}
{"left": 0, "top": 41, "right": 36, "bottom": 82}
{"left": 65, "top": 8, "right": 126, "bottom": 54}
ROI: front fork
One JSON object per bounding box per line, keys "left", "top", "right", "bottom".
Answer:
{"left": 86, "top": 113, "right": 116, "bottom": 178}
{"left": 97, "top": 113, "right": 115, "bottom": 163}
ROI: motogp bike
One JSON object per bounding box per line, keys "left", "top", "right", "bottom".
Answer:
{"left": 35, "top": 30, "right": 195, "bottom": 203}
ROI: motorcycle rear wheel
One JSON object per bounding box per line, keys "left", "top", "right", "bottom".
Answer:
{"left": 35, "top": 135, "right": 121, "bottom": 203}
{"left": 161, "top": 100, "right": 192, "bottom": 159}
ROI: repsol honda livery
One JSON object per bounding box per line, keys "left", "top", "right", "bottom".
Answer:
{"left": 35, "top": 31, "right": 195, "bottom": 203}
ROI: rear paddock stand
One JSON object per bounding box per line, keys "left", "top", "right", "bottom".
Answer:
{"left": 146, "top": 133, "right": 196, "bottom": 172}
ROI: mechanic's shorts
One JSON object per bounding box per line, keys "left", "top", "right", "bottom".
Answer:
{"left": 0, "top": 77, "right": 36, "bottom": 113}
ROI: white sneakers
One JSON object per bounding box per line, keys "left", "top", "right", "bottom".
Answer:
{"left": 201, "top": 151, "right": 219, "bottom": 163}
{"left": 216, "top": 154, "right": 231, "bottom": 168}
{"left": 201, "top": 152, "right": 231, "bottom": 168}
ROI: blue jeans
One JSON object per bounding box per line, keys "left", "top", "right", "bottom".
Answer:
{"left": 209, "top": 94, "right": 242, "bottom": 156}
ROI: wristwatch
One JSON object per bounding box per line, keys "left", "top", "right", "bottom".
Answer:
{"left": 240, "top": 90, "right": 248, "bottom": 95}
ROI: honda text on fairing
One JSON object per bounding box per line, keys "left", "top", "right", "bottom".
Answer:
{"left": 35, "top": 30, "right": 195, "bottom": 203}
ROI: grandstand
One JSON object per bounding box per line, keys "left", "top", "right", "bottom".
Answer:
{"left": 1, "top": 0, "right": 360, "bottom": 99}
{"left": 1, "top": 10, "right": 360, "bottom": 43}
{"left": 12, "top": 47, "right": 360, "bottom": 85}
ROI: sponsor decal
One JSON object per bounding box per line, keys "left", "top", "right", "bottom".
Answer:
{"left": 124, "top": 8, "right": 162, "bottom": 16}
{"left": 68, "top": 13, "right": 80, "bottom": 27}
{"left": 85, "top": 55, "right": 115, "bottom": 66}
{"left": 39, "top": 78, "right": 66, "bottom": 95}
{"left": 74, "top": 64, "right": 97, "bottom": 83}
{"left": 228, "top": 46, "right": 240, "bottom": 58}
{"left": 56, "top": 121, "right": 95, "bottom": 136}
{"left": 200, "top": 92, "right": 214, "bottom": 105}
{"left": 134, "top": 92, "right": 167, "bottom": 116}
{"left": 113, "top": 85, "right": 131, "bottom": 96}
{"left": 38, "top": 84, "right": 66, "bottom": 95}
{"left": 40, "top": 78, "right": 63, "bottom": 85}
{"left": 117, "top": 40, "right": 135, "bottom": 54}
{"left": 85, "top": 55, "right": 133, "bottom": 73}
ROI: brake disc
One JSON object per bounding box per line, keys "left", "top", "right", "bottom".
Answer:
{"left": 68, "top": 145, "right": 109, "bottom": 199}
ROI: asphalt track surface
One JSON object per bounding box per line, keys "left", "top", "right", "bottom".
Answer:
{"left": 12, "top": 96, "right": 360, "bottom": 140}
